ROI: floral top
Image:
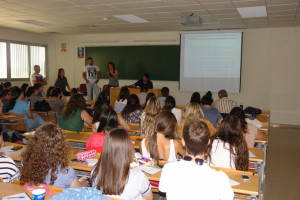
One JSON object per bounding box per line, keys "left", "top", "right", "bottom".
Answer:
{"left": 122, "top": 109, "right": 143, "bottom": 124}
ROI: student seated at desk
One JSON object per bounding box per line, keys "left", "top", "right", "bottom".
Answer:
{"left": 141, "top": 96, "right": 161, "bottom": 137}
{"left": 45, "top": 86, "right": 55, "bottom": 98}
{"left": 0, "top": 125, "right": 20, "bottom": 183}
{"left": 91, "top": 128, "right": 153, "bottom": 200}
{"left": 137, "top": 86, "right": 148, "bottom": 106}
{"left": 21, "top": 123, "right": 88, "bottom": 188}
{"left": 92, "top": 97, "right": 129, "bottom": 132}
{"left": 139, "top": 111, "right": 185, "bottom": 162}
{"left": 230, "top": 107, "right": 267, "bottom": 148}
{"left": 59, "top": 94, "right": 92, "bottom": 132}
{"left": 87, "top": 109, "right": 119, "bottom": 153}
{"left": 206, "top": 115, "right": 249, "bottom": 171}
{"left": 185, "top": 92, "right": 201, "bottom": 109}
{"left": 8, "top": 87, "right": 45, "bottom": 130}
{"left": 121, "top": 94, "right": 143, "bottom": 124}
{"left": 0, "top": 89, "right": 13, "bottom": 113}
{"left": 201, "top": 91, "right": 222, "bottom": 128}
{"left": 26, "top": 84, "right": 44, "bottom": 109}
{"left": 47, "top": 87, "right": 67, "bottom": 117}
{"left": 159, "top": 118, "right": 233, "bottom": 200}
{"left": 158, "top": 87, "right": 169, "bottom": 108}
{"left": 177, "top": 102, "right": 216, "bottom": 139}
{"left": 115, "top": 86, "right": 129, "bottom": 114}
{"left": 162, "top": 96, "right": 181, "bottom": 126}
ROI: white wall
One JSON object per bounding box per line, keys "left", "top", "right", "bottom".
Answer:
{"left": 0, "top": 27, "right": 48, "bottom": 86}
{"left": 2, "top": 26, "right": 300, "bottom": 125}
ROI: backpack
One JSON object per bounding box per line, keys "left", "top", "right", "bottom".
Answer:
{"left": 244, "top": 106, "right": 262, "bottom": 118}
{"left": 34, "top": 100, "right": 51, "bottom": 112}
{"left": 50, "top": 187, "right": 110, "bottom": 200}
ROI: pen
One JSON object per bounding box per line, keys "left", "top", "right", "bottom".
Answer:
{"left": 2, "top": 196, "right": 26, "bottom": 199}
{"left": 154, "top": 164, "right": 162, "bottom": 169}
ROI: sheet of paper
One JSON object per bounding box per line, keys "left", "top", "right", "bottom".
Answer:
{"left": 2, "top": 115, "right": 17, "bottom": 118}
{"left": 24, "top": 131, "right": 35, "bottom": 136}
{"left": 0, "top": 146, "right": 13, "bottom": 152}
{"left": 1, "top": 192, "right": 31, "bottom": 200}
{"left": 229, "top": 179, "right": 240, "bottom": 186}
{"left": 248, "top": 150, "right": 256, "bottom": 158}
{"left": 134, "top": 164, "right": 161, "bottom": 175}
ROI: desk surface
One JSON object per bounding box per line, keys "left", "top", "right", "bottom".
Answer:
{"left": 0, "top": 182, "right": 57, "bottom": 199}
{"left": 0, "top": 113, "right": 25, "bottom": 121}
{"left": 249, "top": 148, "right": 264, "bottom": 163}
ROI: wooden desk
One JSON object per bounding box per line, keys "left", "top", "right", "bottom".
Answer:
{"left": 68, "top": 151, "right": 100, "bottom": 171}
{"left": 1, "top": 142, "right": 26, "bottom": 162}
{"left": 0, "top": 182, "right": 58, "bottom": 200}
{"left": 24, "top": 131, "right": 92, "bottom": 143}
{"left": 249, "top": 148, "right": 264, "bottom": 163}
{"left": 0, "top": 113, "right": 28, "bottom": 132}
{"left": 31, "top": 110, "right": 57, "bottom": 124}
{"left": 110, "top": 87, "right": 162, "bottom": 108}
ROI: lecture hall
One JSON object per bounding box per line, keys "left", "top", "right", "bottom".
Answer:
{"left": 0, "top": 0, "right": 300, "bottom": 200}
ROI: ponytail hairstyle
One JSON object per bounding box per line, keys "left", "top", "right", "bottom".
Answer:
{"left": 162, "top": 96, "right": 176, "bottom": 111}
{"left": 201, "top": 91, "right": 213, "bottom": 106}
{"left": 7, "top": 87, "right": 23, "bottom": 111}
{"left": 148, "top": 111, "right": 177, "bottom": 161}
{"left": 206, "top": 115, "right": 249, "bottom": 171}
{"left": 20, "top": 83, "right": 29, "bottom": 94}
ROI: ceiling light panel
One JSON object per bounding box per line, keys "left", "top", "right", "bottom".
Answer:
{"left": 237, "top": 6, "right": 267, "bottom": 18}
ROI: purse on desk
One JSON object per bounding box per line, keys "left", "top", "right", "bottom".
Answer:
{"left": 76, "top": 150, "right": 96, "bottom": 161}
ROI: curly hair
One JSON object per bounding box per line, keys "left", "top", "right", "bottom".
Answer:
{"left": 63, "top": 93, "right": 87, "bottom": 120}
{"left": 20, "top": 123, "right": 69, "bottom": 185}
{"left": 206, "top": 115, "right": 249, "bottom": 171}
{"left": 141, "top": 96, "right": 161, "bottom": 137}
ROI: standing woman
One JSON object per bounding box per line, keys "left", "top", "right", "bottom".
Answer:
{"left": 107, "top": 62, "right": 119, "bottom": 88}
{"left": 55, "top": 68, "right": 71, "bottom": 96}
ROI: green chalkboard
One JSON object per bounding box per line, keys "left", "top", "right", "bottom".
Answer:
{"left": 85, "top": 45, "right": 180, "bottom": 81}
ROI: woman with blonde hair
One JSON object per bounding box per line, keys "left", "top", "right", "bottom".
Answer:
{"left": 21, "top": 123, "right": 88, "bottom": 188}
{"left": 177, "top": 102, "right": 216, "bottom": 138}
{"left": 141, "top": 96, "right": 161, "bottom": 137}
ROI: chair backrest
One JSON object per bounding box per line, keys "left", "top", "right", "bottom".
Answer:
{"left": 0, "top": 177, "right": 3, "bottom": 182}
{"left": 130, "top": 135, "right": 146, "bottom": 142}
{"left": 79, "top": 84, "right": 87, "bottom": 92}
{"left": 210, "top": 166, "right": 253, "bottom": 176}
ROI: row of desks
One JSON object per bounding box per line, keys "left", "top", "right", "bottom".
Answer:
{"left": 1, "top": 142, "right": 260, "bottom": 197}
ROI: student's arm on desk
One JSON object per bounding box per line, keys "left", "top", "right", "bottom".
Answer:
{"left": 81, "top": 110, "right": 92, "bottom": 126}
{"left": 70, "top": 177, "right": 89, "bottom": 188}
{"left": 26, "top": 110, "right": 36, "bottom": 120}
{"left": 118, "top": 114, "right": 130, "bottom": 131}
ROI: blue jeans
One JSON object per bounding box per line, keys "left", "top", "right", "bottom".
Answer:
{"left": 27, "top": 113, "right": 45, "bottom": 130}
{"left": 86, "top": 83, "right": 99, "bottom": 101}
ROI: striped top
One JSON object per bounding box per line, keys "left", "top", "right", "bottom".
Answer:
{"left": 0, "top": 154, "right": 20, "bottom": 183}
{"left": 213, "top": 97, "right": 238, "bottom": 114}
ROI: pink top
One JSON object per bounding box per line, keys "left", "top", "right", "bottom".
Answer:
{"left": 86, "top": 133, "right": 107, "bottom": 153}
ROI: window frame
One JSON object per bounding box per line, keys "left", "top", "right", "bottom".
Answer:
{"left": 0, "top": 39, "right": 48, "bottom": 81}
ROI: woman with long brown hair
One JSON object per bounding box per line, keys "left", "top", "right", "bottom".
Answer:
{"left": 59, "top": 93, "right": 92, "bottom": 132}
{"left": 206, "top": 115, "right": 249, "bottom": 171}
{"left": 141, "top": 96, "right": 161, "bottom": 137}
{"left": 21, "top": 123, "right": 88, "bottom": 188}
{"left": 121, "top": 94, "right": 143, "bottom": 124}
{"left": 139, "top": 111, "right": 185, "bottom": 162}
{"left": 91, "top": 128, "right": 153, "bottom": 200}
{"left": 55, "top": 68, "right": 71, "bottom": 96}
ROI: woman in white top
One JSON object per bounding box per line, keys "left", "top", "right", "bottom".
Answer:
{"left": 139, "top": 111, "right": 185, "bottom": 162}
{"left": 162, "top": 96, "right": 181, "bottom": 126}
{"left": 206, "top": 115, "right": 249, "bottom": 171}
{"left": 115, "top": 86, "right": 129, "bottom": 114}
{"left": 91, "top": 129, "right": 153, "bottom": 200}
{"left": 141, "top": 96, "right": 161, "bottom": 137}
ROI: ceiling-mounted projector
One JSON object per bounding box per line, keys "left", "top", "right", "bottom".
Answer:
{"left": 181, "top": 15, "right": 202, "bottom": 26}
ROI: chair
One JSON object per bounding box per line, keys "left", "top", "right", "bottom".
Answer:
{"left": 0, "top": 177, "right": 3, "bottom": 182}
{"left": 79, "top": 84, "right": 87, "bottom": 96}
{"left": 128, "top": 123, "right": 141, "bottom": 132}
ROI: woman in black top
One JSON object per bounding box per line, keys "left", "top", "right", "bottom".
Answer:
{"left": 54, "top": 68, "right": 71, "bottom": 96}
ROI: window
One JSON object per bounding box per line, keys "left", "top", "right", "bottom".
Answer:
{"left": 0, "top": 42, "right": 7, "bottom": 79}
{"left": 0, "top": 40, "right": 47, "bottom": 80}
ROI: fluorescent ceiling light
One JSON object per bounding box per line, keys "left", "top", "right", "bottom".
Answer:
{"left": 18, "top": 20, "right": 53, "bottom": 26}
{"left": 113, "top": 14, "right": 149, "bottom": 23}
{"left": 237, "top": 6, "right": 267, "bottom": 18}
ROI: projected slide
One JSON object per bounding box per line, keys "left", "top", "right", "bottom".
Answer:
{"left": 180, "top": 32, "right": 242, "bottom": 93}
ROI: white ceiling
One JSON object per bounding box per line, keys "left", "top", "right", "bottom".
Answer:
{"left": 0, "top": 0, "right": 299, "bottom": 35}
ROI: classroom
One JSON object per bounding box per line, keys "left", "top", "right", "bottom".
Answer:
{"left": 0, "top": 0, "right": 300, "bottom": 199}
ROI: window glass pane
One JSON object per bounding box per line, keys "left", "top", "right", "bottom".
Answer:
{"left": 0, "top": 42, "right": 7, "bottom": 79}
{"left": 30, "top": 46, "right": 46, "bottom": 77}
{"left": 10, "top": 43, "right": 29, "bottom": 78}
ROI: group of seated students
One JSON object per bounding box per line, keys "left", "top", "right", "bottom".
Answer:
{"left": 0, "top": 82, "right": 267, "bottom": 199}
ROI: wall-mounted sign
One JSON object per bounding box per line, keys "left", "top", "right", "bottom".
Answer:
{"left": 61, "top": 43, "right": 66, "bottom": 52}
{"left": 78, "top": 47, "right": 84, "bottom": 58}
